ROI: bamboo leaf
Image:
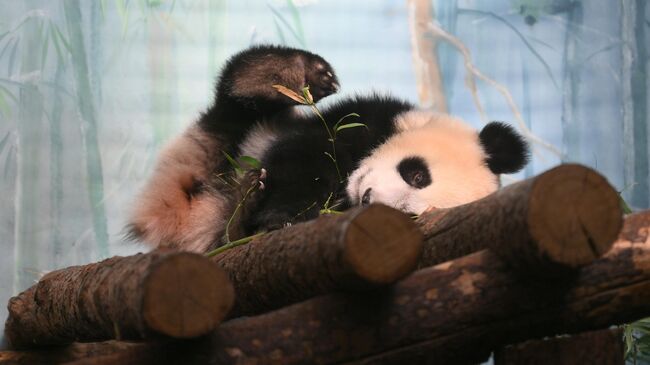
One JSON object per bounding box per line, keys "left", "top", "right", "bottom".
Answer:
{"left": 273, "top": 18, "right": 286, "bottom": 45}
{"left": 324, "top": 151, "right": 336, "bottom": 163}
{"left": 0, "top": 35, "right": 13, "bottom": 59}
{"left": 3, "top": 144, "right": 15, "bottom": 180}
{"left": 268, "top": 4, "right": 305, "bottom": 47}
{"left": 41, "top": 25, "right": 50, "bottom": 69}
{"left": 7, "top": 38, "right": 18, "bottom": 75}
{"left": 52, "top": 24, "right": 72, "bottom": 53}
{"left": 625, "top": 325, "right": 636, "bottom": 355}
{"left": 335, "top": 122, "right": 367, "bottom": 133}
{"left": 333, "top": 112, "right": 360, "bottom": 130}
{"left": 286, "top": 0, "right": 306, "bottom": 47}
{"left": 0, "top": 131, "right": 11, "bottom": 155}
{"left": 222, "top": 150, "right": 242, "bottom": 174}
{"left": 273, "top": 84, "right": 307, "bottom": 104}
{"left": 301, "top": 85, "right": 313, "bottom": 104}
{"left": 239, "top": 155, "right": 261, "bottom": 169}
{"left": 50, "top": 21, "right": 64, "bottom": 62}
{"left": 620, "top": 195, "right": 633, "bottom": 214}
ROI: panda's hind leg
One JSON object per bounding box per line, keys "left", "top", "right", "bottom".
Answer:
{"left": 127, "top": 125, "right": 228, "bottom": 253}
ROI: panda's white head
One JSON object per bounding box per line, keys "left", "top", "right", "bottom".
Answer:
{"left": 346, "top": 110, "right": 529, "bottom": 214}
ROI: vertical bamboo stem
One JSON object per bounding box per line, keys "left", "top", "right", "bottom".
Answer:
{"left": 13, "top": 2, "right": 46, "bottom": 292}
{"left": 63, "top": 0, "right": 110, "bottom": 258}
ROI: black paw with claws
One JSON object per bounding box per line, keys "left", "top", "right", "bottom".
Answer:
{"left": 304, "top": 57, "right": 339, "bottom": 102}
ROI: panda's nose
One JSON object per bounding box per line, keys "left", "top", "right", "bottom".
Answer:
{"left": 361, "top": 188, "right": 372, "bottom": 206}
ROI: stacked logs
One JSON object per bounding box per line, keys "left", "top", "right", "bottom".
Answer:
{"left": 3, "top": 201, "right": 424, "bottom": 349}
{"left": 2, "top": 164, "right": 646, "bottom": 365}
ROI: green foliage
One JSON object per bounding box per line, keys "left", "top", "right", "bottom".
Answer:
{"left": 621, "top": 196, "right": 633, "bottom": 214}
{"left": 223, "top": 150, "right": 243, "bottom": 175}
{"left": 625, "top": 319, "right": 650, "bottom": 364}
{"left": 620, "top": 196, "right": 650, "bottom": 363}
{"left": 274, "top": 84, "right": 366, "bottom": 214}
{"left": 205, "top": 232, "right": 265, "bottom": 258}
{"left": 220, "top": 152, "right": 264, "bottom": 244}
{"left": 239, "top": 155, "right": 262, "bottom": 170}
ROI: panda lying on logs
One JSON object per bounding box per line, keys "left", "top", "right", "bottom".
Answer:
{"left": 128, "top": 45, "right": 529, "bottom": 252}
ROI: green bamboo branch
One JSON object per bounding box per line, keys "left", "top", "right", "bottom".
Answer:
{"left": 205, "top": 232, "right": 266, "bottom": 257}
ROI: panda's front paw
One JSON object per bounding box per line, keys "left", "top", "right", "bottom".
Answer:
{"left": 304, "top": 57, "right": 339, "bottom": 102}
{"left": 258, "top": 212, "right": 294, "bottom": 232}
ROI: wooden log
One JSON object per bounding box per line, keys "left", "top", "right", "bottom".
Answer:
{"left": 206, "top": 211, "right": 650, "bottom": 364}
{"left": 494, "top": 328, "right": 624, "bottom": 365}
{"left": 6, "top": 211, "right": 647, "bottom": 365}
{"left": 417, "top": 163, "right": 623, "bottom": 272}
{"left": 3, "top": 250, "right": 234, "bottom": 349}
{"left": 0, "top": 341, "right": 145, "bottom": 365}
{"left": 213, "top": 204, "right": 423, "bottom": 317}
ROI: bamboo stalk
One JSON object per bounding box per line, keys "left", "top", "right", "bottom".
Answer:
{"left": 63, "top": 0, "right": 110, "bottom": 258}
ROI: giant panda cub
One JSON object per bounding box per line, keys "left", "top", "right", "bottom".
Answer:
{"left": 130, "top": 44, "right": 529, "bottom": 252}
{"left": 237, "top": 95, "right": 530, "bottom": 236}
{"left": 128, "top": 45, "right": 339, "bottom": 252}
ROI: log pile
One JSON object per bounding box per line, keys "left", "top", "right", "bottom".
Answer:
{"left": 1, "top": 164, "right": 646, "bottom": 365}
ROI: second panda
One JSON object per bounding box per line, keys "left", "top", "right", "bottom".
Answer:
{"left": 237, "top": 93, "right": 529, "bottom": 237}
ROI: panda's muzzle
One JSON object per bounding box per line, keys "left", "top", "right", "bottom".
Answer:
{"left": 361, "top": 188, "right": 372, "bottom": 206}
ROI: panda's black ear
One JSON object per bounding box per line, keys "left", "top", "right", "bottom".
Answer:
{"left": 479, "top": 122, "right": 530, "bottom": 174}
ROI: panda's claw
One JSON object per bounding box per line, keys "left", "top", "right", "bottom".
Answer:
{"left": 305, "top": 59, "right": 339, "bottom": 102}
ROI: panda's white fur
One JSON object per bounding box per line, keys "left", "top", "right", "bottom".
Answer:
{"left": 346, "top": 111, "right": 499, "bottom": 214}
{"left": 240, "top": 102, "right": 528, "bottom": 235}
{"left": 129, "top": 124, "right": 230, "bottom": 252}
{"left": 127, "top": 45, "right": 340, "bottom": 253}
{"left": 130, "top": 46, "right": 528, "bottom": 251}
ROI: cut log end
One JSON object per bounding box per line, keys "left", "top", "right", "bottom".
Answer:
{"left": 529, "top": 164, "right": 623, "bottom": 267}
{"left": 142, "top": 253, "right": 234, "bottom": 338}
{"left": 344, "top": 204, "right": 423, "bottom": 284}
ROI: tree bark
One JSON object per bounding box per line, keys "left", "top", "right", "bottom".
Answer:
{"left": 208, "top": 211, "right": 650, "bottom": 365}
{"left": 416, "top": 164, "right": 623, "bottom": 274}
{"left": 4, "top": 250, "right": 234, "bottom": 349}
{"left": 6, "top": 211, "right": 647, "bottom": 365}
{"left": 406, "top": 0, "right": 448, "bottom": 112}
{"left": 213, "top": 204, "right": 423, "bottom": 317}
{"left": 494, "top": 328, "right": 624, "bottom": 365}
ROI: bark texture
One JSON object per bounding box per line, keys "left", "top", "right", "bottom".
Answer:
{"left": 4, "top": 250, "right": 234, "bottom": 349}
{"left": 494, "top": 328, "right": 624, "bottom": 365}
{"left": 214, "top": 204, "right": 423, "bottom": 317}
{"left": 5, "top": 211, "right": 646, "bottom": 365}
{"left": 417, "top": 164, "right": 623, "bottom": 273}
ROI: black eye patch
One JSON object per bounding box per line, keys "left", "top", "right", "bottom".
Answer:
{"left": 397, "top": 157, "right": 431, "bottom": 189}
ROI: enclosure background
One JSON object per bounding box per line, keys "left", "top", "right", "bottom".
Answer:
{"left": 0, "top": 0, "right": 648, "bottom": 356}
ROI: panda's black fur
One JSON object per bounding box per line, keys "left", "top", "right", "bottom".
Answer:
{"left": 130, "top": 44, "right": 529, "bottom": 252}
{"left": 239, "top": 94, "right": 414, "bottom": 233}
{"left": 128, "top": 45, "right": 340, "bottom": 252}
{"left": 237, "top": 95, "right": 530, "bottom": 236}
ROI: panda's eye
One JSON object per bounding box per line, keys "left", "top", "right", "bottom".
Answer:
{"left": 413, "top": 172, "right": 424, "bottom": 185}
{"left": 397, "top": 157, "right": 432, "bottom": 189}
